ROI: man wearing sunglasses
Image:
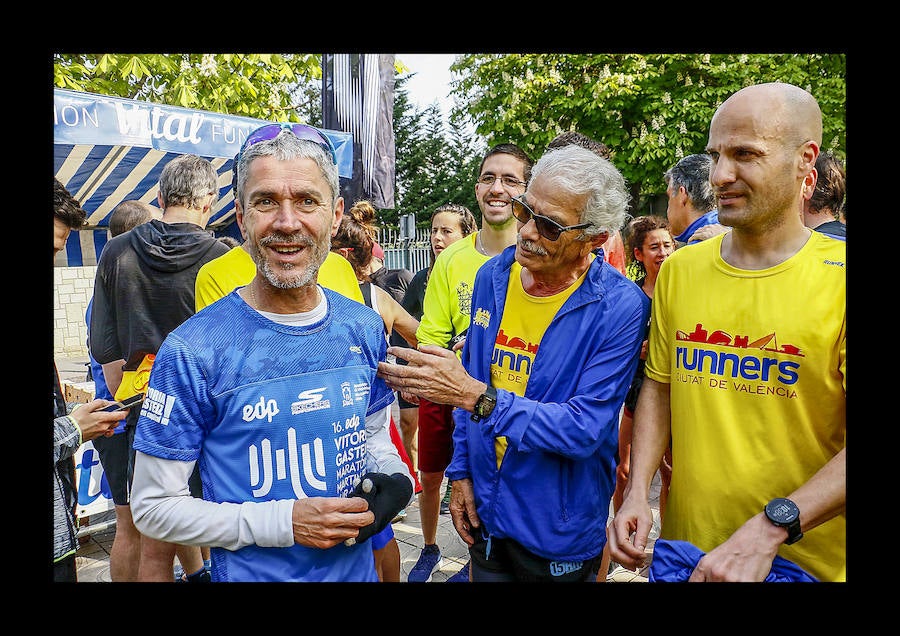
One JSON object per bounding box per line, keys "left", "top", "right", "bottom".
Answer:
{"left": 380, "top": 144, "right": 649, "bottom": 582}
{"left": 546, "top": 131, "right": 626, "bottom": 275}
{"left": 129, "top": 124, "right": 414, "bottom": 582}
{"left": 408, "top": 143, "right": 533, "bottom": 583}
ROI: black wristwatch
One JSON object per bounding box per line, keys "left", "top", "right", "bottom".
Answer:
{"left": 764, "top": 497, "right": 803, "bottom": 545}
{"left": 471, "top": 385, "right": 497, "bottom": 422}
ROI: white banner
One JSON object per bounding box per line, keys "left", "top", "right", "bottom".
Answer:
{"left": 74, "top": 440, "right": 115, "bottom": 518}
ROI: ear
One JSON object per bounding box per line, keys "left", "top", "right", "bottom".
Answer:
{"left": 331, "top": 196, "right": 344, "bottom": 236}
{"left": 157, "top": 191, "right": 165, "bottom": 209}
{"left": 202, "top": 192, "right": 215, "bottom": 215}
{"left": 235, "top": 199, "right": 247, "bottom": 240}
{"left": 798, "top": 141, "right": 819, "bottom": 177}
{"left": 588, "top": 231, "right": 609, "bottom": 251}
{"left": 802, "top": 166, "right": 818, "bottom": 203}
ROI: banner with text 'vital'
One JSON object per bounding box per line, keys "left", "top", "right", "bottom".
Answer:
{"left": 54, "top": 88, "right": 353, "bottom": 267}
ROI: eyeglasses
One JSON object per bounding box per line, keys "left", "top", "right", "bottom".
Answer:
{"left": 476, "top": 174, "right": 527, "bottom": 189}
{"left": 511, "top": 195, "right": 591, "bottom": 241}
{"left": 239, "top": 123, "right": 337, "bottom": 165}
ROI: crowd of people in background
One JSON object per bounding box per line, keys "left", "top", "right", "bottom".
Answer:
{"left": 53, "top": 80, "right": 845, "bottom": 583}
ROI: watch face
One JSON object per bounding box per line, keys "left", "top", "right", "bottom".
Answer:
{"left": 766, "top": 498, "right": 799, "bottom": 524}
{"left": 475, "top": 387, "right": 497, "bottom": 418}
{"left": 476, "top": 395, "right": 494, "bottom": 416}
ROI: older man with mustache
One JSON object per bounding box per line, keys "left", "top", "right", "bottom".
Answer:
{"left": 379, "top": 144, "right": 648, "bottom": 582}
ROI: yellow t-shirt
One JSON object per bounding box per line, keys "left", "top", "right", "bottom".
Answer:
{"left": 416, "top": 232, "right": 489, "bottom": 348}
{"left": 491, "top": 260, "right": 583, "bottom": 466}
{"left": 195, "top": 246, "right": 363, "bottom": 311}
{"left": 646, "top": 231, "right": 846, "bottom": 581}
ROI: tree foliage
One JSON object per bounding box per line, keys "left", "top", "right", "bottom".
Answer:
{"left": 385, "top": 74, "right": 485, "bottom": 229}
{"left": 450, "top": 53, "right": 846, "bottom": 214}
{"left": 54, "top": 53, "right": 324, "bottom": 123}
{"left": 52, "top": 53, "right": 846, "bottom": 226}
{"left": 52, "top": 53, "right": 472, "bottom": 229}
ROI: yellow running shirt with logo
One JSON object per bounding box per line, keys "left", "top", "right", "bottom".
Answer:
{"left": 645, "top": 231, "right": 846, "bottom": 581}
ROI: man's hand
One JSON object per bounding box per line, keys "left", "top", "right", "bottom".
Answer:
{"left": 687, "top": 513, "right": 782, "bottom": 582}
{"left": 378, "top": 345, "right": 482, "bottom": 410}
{"left": 343, "top": 472, "right": 413, "bottom": 545}
{"left": 607, "top": 494, "right": 654, "bottom": 571}
{"left": 448, "top": 478, "right": 480, "bottom": 546}
{"left": 290, "top": 496, "right": 374, "bottom": 549}
{"left": 687, "top": 223, "right": 729, "bottom": 242}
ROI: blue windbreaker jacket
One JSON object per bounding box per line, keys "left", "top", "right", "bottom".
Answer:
{"left": 649, "top": 539, "right": 819, "bottom": 582}
{"left": 445, "top": 246, "right": 649, "bottom": 562}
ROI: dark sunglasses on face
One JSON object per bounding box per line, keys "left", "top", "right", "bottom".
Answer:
{"left": 232, "top": 123, "right": 338, "bottom": 194}
{"left": 511, "top": 195, "right": 591, "bottom": 241}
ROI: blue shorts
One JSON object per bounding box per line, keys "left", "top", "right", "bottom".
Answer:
{"left": 371, "top": 524, "right": 395, "bottom": 551}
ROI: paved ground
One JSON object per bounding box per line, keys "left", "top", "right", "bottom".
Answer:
{"left": 59, "top": 355, "right": 660, "bottom": 583}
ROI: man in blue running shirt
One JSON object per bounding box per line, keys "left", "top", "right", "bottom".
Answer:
{"left": 664, "top": 153, "right": 722, "bottom": 246}
{"left": 129, "top": 125, "right": 413, "bottom": 582}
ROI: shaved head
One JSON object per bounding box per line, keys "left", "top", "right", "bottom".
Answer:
{"left": 712, "top": 82, "right": 822, "bottom": 151}
{"left": 706, "top": 82, "right": 824, "bottom": 237}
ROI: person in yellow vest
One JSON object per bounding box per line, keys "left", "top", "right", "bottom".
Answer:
{"left": 196, "top": 236, "right": 362, "bottom": 310}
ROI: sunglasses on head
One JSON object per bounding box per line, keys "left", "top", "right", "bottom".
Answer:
{"left": 511, "top": 195, "right": 591, "bottom": 241}
{"left": 232, "top": 123, "right": 337, "bottom": 194}
{"left": 240, "top": 123, "right": 337, "bottom": 164}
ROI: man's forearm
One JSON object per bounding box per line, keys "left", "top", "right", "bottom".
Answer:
{"left": 625, "top": 377, "right": 672, "bottom": 501}
{"left": 131, "top": 451, "right": 294, "bottom": 550}
{"left": 101, "top": 359, "right": 125, "bottom": 396}
{"left": 786, "top": 447, "right": 846, "bottom": 535}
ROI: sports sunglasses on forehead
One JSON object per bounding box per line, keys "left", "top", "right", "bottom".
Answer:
{"left": 239, "top": 123, "right": 337, "bottom": 164}
{"left": 231, "top": 123, "right": 338, "bottom": 192}
{"left": 511, "top": 195, "right": 591, "bottom": 241}
{"left": 231, "top": 123, "right": 337, "bottom": 197}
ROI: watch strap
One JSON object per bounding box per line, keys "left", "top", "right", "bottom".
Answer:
{"left": 471, "top": 385, "right": 497, "bottom": 422}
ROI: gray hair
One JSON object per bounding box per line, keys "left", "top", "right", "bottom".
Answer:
{"left": 530, "top": 144, "right": 630, "bottom": 236}
{"left": 108, "top": 200, "right": 157, "bottom": 237}
{"left": 664, "top": 154, "right": 715, "bottom": 213}
{"left": 235, "top": 131, "right": 339, "bottom": 208}
{"left": 158, "top": 154, "right": 218, "bottom": 209}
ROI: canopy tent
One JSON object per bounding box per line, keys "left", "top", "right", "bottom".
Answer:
{"left": 54, "top": 88, "right": 354, "bottom": 267}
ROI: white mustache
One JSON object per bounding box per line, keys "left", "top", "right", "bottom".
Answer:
{"left": 518, "top": 237, "right": 547, "bottom": 256}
